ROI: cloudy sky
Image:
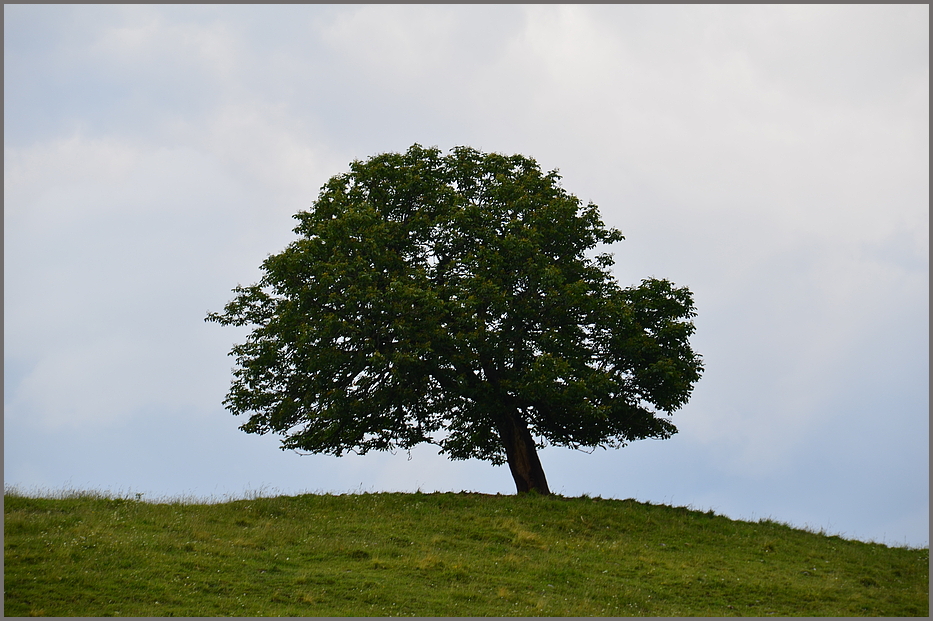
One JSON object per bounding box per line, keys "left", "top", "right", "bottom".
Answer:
{"left": 5, "top": 5, "right": 928, "bottom": 547}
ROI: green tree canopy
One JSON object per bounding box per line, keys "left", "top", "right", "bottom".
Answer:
{"left": 206, "top": 144, "right": 703, "bottom": 494}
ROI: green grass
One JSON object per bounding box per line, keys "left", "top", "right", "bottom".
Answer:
{"left": 4, "top": 489, "right": 928, "bottom": 616}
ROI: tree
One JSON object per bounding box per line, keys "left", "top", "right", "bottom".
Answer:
{"left": 206, "top": 144, "right": 703, "bottom": 494}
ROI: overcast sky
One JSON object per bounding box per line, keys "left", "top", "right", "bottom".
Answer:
{"left": 5, "top": 4, "right": 928, "bottom": 547}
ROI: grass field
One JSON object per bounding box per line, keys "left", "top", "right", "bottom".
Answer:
{"left": 4, "top": 489, "right": 928, "bottom": 616}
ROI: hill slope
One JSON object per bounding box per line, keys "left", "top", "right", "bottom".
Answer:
{"left": 4, "top": 490, "right": 928, "bottom": 616}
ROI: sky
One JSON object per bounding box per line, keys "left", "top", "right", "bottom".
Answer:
{"left": 4, "top": 4, "right": 929, "bottom": 547}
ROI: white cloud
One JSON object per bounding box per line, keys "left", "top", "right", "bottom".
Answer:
{"left": 10, "top": 337, "right": 157, "bottom": 430}
{"left": 87, "top": 5, "right": 242, "bottom": 89}
{"left": 4, "top": 134, "right": 140, "bottom": 223}
{"left": 453, "top": 4, "right": 928, "bottom": 248}
{"left": 4, "top": 136, "right": 248, "bottom": 426}
{"left": 167, "top": 100, "right": 342, "bottom": 210}
{"left": 319, "top": 5, "right": 459, "bottom": 83}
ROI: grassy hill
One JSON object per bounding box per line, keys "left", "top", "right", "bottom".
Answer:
{"left": 4, "top": 489, "right": 928, "bottom": 616}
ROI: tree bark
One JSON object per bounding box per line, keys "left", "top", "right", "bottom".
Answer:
{"left": 496, "top": 411, "right": 551, "bottom": 495}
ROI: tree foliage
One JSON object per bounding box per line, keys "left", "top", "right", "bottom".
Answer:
{"left": 206, "top": 144, "right": 703, "bottom": 493}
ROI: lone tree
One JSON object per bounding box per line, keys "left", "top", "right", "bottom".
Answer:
{"left": 206, "top": 144, "right": 702, "bottom": 494}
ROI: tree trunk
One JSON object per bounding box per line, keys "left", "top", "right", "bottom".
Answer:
{"left": 496, "top": 411, "right": 551, "bottom": 495}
